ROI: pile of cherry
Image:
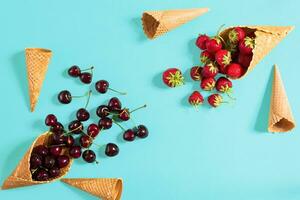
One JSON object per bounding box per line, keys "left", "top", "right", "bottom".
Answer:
{"left": 162, "top": 27, "right": 255, "bottom": 108}
{"left": 30, "top": 65, "right": 149, "bottom": 181}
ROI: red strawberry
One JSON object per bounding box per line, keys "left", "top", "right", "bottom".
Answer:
{"left": 200, "top": 77, "right": 216, "bottom": 91}
{"left": 239, "top": 37, "right": 255, "bottom": 55}
{"left": 226, "top": 63, "right": 244, "bottom": 79}
{"left": 206, "top": 37, "right": 222, "bottom": 53}
{"left": 218, "top": 64, "right": 227, "bottom": 74}
{"left": 200, "top": 50, "right": 214, "bottom": 64}
{"left": 196, "top": 34, "right": 210, "bottom": 50}
{"left": 208, "top": 94, "right": 224, "bottom": 107}
{"left": 228, "top": 27, "right": 246, "bottom": 44}
{"left": 190, "top": 66, "right": 202, "bottom": 81}
{"left": 216, "top": 77, "right": 232, "bottom": 93}
{"left": 215, "top": 50, "right": 231, "bottom": 67}
{"left": 238, "top": 53, "right": 253, "bottom": 68}
{"left": 188, "top": 91, "right": 204, "bottom": 107}
{"left": 202, "top": 63, "right": 219, "bottom": 78}
{"left": 162, "top": 68, "right": 184, "bottom": 87}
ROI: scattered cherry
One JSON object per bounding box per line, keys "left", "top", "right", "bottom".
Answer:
{"left": 123, "top": 129, "right": 135, "bottom": 141}
{"left": 95, "top": 80, "right": 126, "bottom": 95}
{"left": 79, "top": 72, "right": 92, "bottom": 84}
{"left": 49, "top": 146, "right": 62, "bottom": 156}
{"left": 135, "top": 125, "right": 149, "bottom": 138}
{"left": 58, "top": 90, "right": 72, "bottom": 104}
{"left": 57, "top": 155, "right": 70, "bottom": 168}
{"left": 69, "top": 146, "right": 82, "bottom": 158}
{"left": 33, "top": 145, "right": 49, "bottom": 157}
{"left": 34, "top": 169, "right": 49, "bottom": 181}
{"left": 30, "top": 154, "right": 42, "bottom": 169}
{"left": 76, "top": 108, "right": 90, "bottom": 121}
{"left": 79, "top": 135, "right": 92, "bottom": 148}
{"left": 68, "top": 65, "right": 81, "bottom": 77}
{"left": 68, "top": 120, "right": 83, "bottom": 134}
{"left": 108, "top": 97, "right": 122, "bottom": 111}
{"left": 118, "top": 109, "right": 130, "bottom": 121}
{"left": 98, "top": 117, "right": 113, "bottom": 130}
{"left": 87, "top": 124, "right": 100, "bottom": 138}
{"left": 64, "top": 135, "right": 75, "bottom": 147}
{"left": 96, "top": 105, "right": 110, "bottom": 118}
{"left": 50, "top": 122, "right": 64, "bottom": 134}
{"left": 105, "top": 143, "right": 119, "bottom": 157}
{"left": 45, "top": 114, "right": 57, "bottom": 126}
{"left": 82, "top": 150, "right": 96, "bottom": 163}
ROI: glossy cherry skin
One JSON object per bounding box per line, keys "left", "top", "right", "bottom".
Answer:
{"left": 57, "top": 155, "right": 70, "bottom": 168}
{"left": 64, "top": 135, "right": 75, "bottom": 147}
{"left": 45, "top": 114, "right": 57, "bottom": 126}
{"left": 76, "top": 108, "right": 90, "bottom": 121}
{"left": 68, "top": 65, "right": 81, "bottom": 77}
{"left": 49, "top": 167, "right": 60, "bottom": 178}
{"left": 58, "top": 90, "right": 72, "bottom": 104}
{"left": 43, "top": 156, "right": 56, "bottom": 169}
{"left": 68, "top": 120, "right": 83, "bottom": 134}
{"left": 96, "top": 105, "right": 110, "bottom": 118}
{"left": 118, "top": 109, "right": 130, "bottom": 121}
{"left": 87, "top": 124, "right": 100, "bottom": 138}
{"left": 98, "top": 117, "right": 113, "bottom": 130}
{"left": 69, "top": 146, "right": 82, "bottom": 158}
{"left": 123, "top": 129, "right": 135, "bottom": 141}
{"left": 34, "top": 169, "right": 49, "bottom": 181}
{"left": 105, "top": 143, "right": 119, "bottom": 157}
{"left": 50, "top": 133, "right": 65, "bottom": 145}
{"left": 50, "top": 122, "right": 64, "bottom": 134}
{"left": 95, "top": 80, "right": 109, "bottom": 93}
{"left": 79, "top": 72, "right": 92, "bottom": 84}
{"left": 108, "top": 97, "right": 121, "bottom": 111}
{"left": 135, "top": 125, "right": 149, "bottom": 138}
{"left": 49, "top": 146, "right": 62, "bottom": 156}
{"left": 82, "top": 150, "right": 96, "bottom": 163}
{"left": 79, "top": 135, "right": 92, "bottom": 148}
{"left": 33, "top": 145, "right": 49, "bottom": 157}
{"left": 30, "top": 154, "right": 42, "bottom": 169}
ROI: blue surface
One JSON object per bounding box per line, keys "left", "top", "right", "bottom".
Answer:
{"left": 0, "top": 0, "right": 299, "bottom": 199}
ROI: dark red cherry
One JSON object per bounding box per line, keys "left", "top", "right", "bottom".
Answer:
{"left": 50, "top": 132, "right": 65, "bottom": 145}
{"left": 96, "top": 105, "right": 110, "bottom": 118}
{"left": 58, "top": 90, "right": 72, "bottom": 104}
{"left": 50, "top": 122, "right": 64, "bottom": 134}
{"left": 49, "top": 167, "right": 60, "bottom": 178}
{"left": 57, "top": 155, "right": 70, "bottom": 168}
{"left": 79, "top": 72, "right": 92, "bottom": 84}
{"left": 108, "top": 97, "right": 122, "bottom": 111}
{"left": 68, "top": 120, "right": 83, "bottom": 134}
{"left": 135, "top": 125, "right": 149, "bottom": 138}
{"left": 49, "top": 146, "right": 62, "bottom": 156}
{"left": 30, "top": 154, "right": 42, "bottom": 169}
{"left": 33, "top": 169, "right": 49, "bottom": 181}
{"left": 118, "top": 109, "right": 130, "bottom": 121}
{"left": 123, "top": 129, "right": 136, "bottom": 141}
{"left": 87, "top": 124, "right": 100, "bottom": 138}
{"left": 43, "top": 156, "right": 56, "bottom": 169}
{"left": 79, "top": 135, "right": 92, "bottom": 148}
{"left": 64, "top": 135, "right": 75, "bottom": 147}
{"left": 105, "top": 143, "right": 119, "bottom": 157}
{"left": 95, "top": 80, "right": 109, "bottom": 93}
{"left": 68, "top": 65, "right": 81, "bottom": 77}
{"left": 69, "top": 146, "right": 82, "bottom": 158}
{"left": 82, "top": 150, "right": 96, "bottom": 163}
{"left": 98, "top": 117, "right": 113, "bottom": 130}
{"left": 76, "top": 108, "right": 90, "bottom": 121}
{"left": 45, "top": 114, "right": 57, "bottom": 126}
{"left": 33, "top": 145, "right": 49, "bottom": 157}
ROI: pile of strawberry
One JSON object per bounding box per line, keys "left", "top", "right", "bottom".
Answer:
{"left": 162, "top": 27, "right": 255, "bottom": 108}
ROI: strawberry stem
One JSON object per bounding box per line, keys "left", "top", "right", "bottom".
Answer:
{"left": 216, "top": 24, "right": 225, "bottom": 36}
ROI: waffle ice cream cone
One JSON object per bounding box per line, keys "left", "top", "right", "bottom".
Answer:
{"left": 25, "top": 48, "right": 52, "bottom": 112}
{"left": 1, "top": 132, "right": 72, "bottom": 190}
{"left": 268, "top": 65, "right": 295, "bottom": 132}
{"left": 220, "top": 26, "right": 294, "bottom": 78}
{"left": 61, "top": 178, "right": 123, "bottom": 200}
{"left": 142, "top": 8, "right": 209, "bottom": 39}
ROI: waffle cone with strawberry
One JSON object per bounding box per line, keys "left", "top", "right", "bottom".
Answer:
{"left": 61, "top": 178, "right": 123, "bottom": 200}
{"left": 1, "top": 132, "right": 72, "bottom": 190}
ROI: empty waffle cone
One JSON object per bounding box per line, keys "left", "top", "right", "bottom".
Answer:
{"left": 25, "top": 48, "right": 52, "bottom": 112}
{"left": 61, "top": 178, "right": 123, "bottom": 200}
{"left": 1, "top": 132, "right": 72, "bottom": 190}
{"left": 268, "top": 65, "right": 295, "bottom": 132}
{"left": 220, "top": 26, "right": 294, "bottom": 78}
{"left": 142, "top": 8, "right": 209, "bottom": 39}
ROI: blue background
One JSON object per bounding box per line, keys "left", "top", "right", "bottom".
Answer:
{"left": 0, "top": 0, "right": 299, "bottom": 199}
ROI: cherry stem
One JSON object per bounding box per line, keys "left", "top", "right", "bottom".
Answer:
{"left": 112, "top": 119, "right": 126, "bottom": 131}
{"left": 72, "top": 91, "right": 90, "bottom": 98}
{"left": 84, "top": 90, "right": 92, "bottom": 109}
{"left": 81, "top": 66, "right": 94, "bottom": 72}
{"left": 80, "top": 132, "right": 102, "bottom": 147}
{"left": 65, "top": 124, "right": 83, "bottom": 134}
{"left": 108, "top": 88, "right": 127, "bottom": 95}
{"left": 47, "top": 144, "right": 66, "bottom": 148}
{"left": 130, "top": 104, "right": 147, "bottom": 113}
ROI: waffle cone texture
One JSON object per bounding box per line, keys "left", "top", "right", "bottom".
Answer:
{"left": 268, "top": 65, "right": 295, "bottom": 132}
{"left": 142, "top": 8, "right": 209, "bottom": 39}
{"left": 61, "top": 178, "right": 123, "bottom": 200}
{"left": 220, "top": 26, "right": 294, "bottom": 78}
{"left": 1, "top": 132, "right": 72, "bottom": 190}
{"left": 25, "top": 48, "right": 52, "bottom": 112}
